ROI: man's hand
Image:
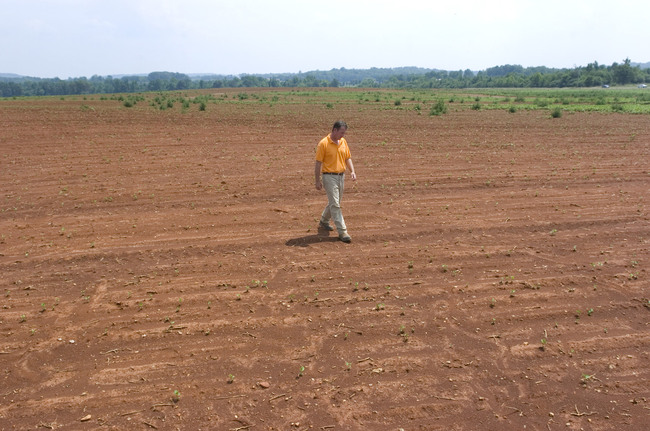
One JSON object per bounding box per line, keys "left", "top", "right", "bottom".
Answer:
{"left": 314, "top": 161, "right": 323, "bottom": 190}
{"left": 346, "top": 159, "right": 356, "bottom": 182}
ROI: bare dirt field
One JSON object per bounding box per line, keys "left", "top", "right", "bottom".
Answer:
{"left": 1, "top": 88, "right": 648, "bottom": 430}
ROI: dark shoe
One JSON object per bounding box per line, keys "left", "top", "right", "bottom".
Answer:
{"left": 339, "top": 232, "right": 352, "bottom": 243}
{"left": 319, "top": 221, "right": 334, "bottom": 231}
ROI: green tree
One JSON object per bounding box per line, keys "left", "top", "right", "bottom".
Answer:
{"left": 612, "top": 58, "right": 636, "bottom": 85}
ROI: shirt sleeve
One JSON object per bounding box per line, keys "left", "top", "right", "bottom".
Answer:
{"left": 315, "top": 138, "right": 326, "bottom": 162}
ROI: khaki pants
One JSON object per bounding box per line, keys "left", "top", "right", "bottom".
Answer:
{"left": 320, "top": 173, "right": 347, "bottom": 234}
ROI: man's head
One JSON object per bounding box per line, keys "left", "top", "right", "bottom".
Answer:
{"left": 331, "top": 120, "right": 348, "bottom": 140}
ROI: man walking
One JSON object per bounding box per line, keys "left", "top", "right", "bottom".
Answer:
{"left": 314, "top": 120, "right": 356, "bottom": 243}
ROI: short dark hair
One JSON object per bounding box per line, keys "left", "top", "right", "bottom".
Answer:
{"left": 332, "top": 120, "right": 348, "bottom": 130}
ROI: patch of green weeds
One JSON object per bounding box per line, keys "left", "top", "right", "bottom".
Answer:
{"left": 429, "top": 100, "right": 447, "bottom": 116}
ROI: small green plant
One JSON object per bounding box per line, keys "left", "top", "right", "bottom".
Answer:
{"left": 534, "top": 98, "right": 549, "bottom": 108}
{"left": 580, "top": 373, "right": 598, "bottom": 385}
{"left": 375, "top": 303, "right": 385, "bottom": 311}
{"left": 19, "top": 314, "right": 26, "bottom": 323}
{"left": 490, "top": 298, "right": 496, "bottom": 308}
{"left": 227, "top": 374, "right": 235, "bottom": 384}
{"left": 550, "top": 107, "right": 562, "bottom": 118}
{"left": 429, "top": 99, "right": 447, "bottom": 116}
{"left": 172, "top": 390, "right": 181, "bottom": 402}
{"left": 400, "top": 328, "right": 410, "bottom": 342}
{"left": 298, "top": 365, "right": 305, "bottom": 378}
{"left": 508, "top": 105, "right": 517, "bottom": 113}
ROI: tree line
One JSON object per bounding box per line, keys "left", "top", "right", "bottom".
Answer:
{"left": 1, "top": 60, "right": 648, "bottom": 97}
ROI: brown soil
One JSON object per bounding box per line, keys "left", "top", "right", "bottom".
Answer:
{"left": 1, "top": 89, "right": 648, "bottom": 430}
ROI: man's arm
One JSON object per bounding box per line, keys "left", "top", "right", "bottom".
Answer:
{"left": 346, "top": 158, "right": 356, "bottom": 181}
{"left": 315, "top": 161, "right": 323, "bottom": 190}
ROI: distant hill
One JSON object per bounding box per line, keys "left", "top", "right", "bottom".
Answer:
{"left": 3, "top": 62, "right": 650, "bottom": 81}
{"left": 188, "top": 66, "right": 441, "bottom": 83}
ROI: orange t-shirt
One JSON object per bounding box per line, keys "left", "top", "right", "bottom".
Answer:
{"left": 315, "top": 135, "right": 351, "bottom": 173}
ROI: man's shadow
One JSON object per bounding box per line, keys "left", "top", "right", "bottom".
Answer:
{"left": 285, "top": 227, "right": 340, "bottom": 247}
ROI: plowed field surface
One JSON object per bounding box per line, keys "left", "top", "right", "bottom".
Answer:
{"left": 1, "top": 89, "right": 648, "bottom": 430}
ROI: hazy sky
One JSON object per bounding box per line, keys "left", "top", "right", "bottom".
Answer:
{"left": 3, "top": 0, "right": 649, "bottom": 78}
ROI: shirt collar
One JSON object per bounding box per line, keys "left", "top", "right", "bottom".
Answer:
{"left": 328, "top": 134, "right": 342, "bottom": 145}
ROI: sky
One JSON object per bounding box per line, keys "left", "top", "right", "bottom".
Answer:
{"left": 3, "top": 0, "right": 649, "bottom": 79}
